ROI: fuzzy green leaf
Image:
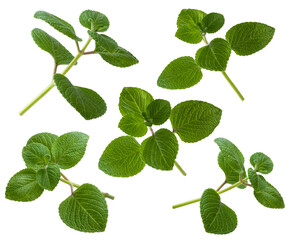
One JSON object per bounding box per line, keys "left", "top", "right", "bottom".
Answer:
{"left": 195, "top": 38, "right": 231, "bottom": 71}
{"left": 36, "top": 164, "right": 60, "bottom": 191}
{"left": 34, "top": 11, "right": 82, "bottom": 41}
{"left": 250, "top": 152, "right": 273, "bottom": 174}
{"left": 51, "top": 131, "right": 89, "bottom": 169}
{"left": 26, "top": 132, "right": 58, "bottom": 151}
{"left": 6, "top": 169, "right": 44, "bottom": 202}
{"left": 59, "top": 184, "right": 108, "bottom": 232}
{"left": 175, "top": 9, "right": 206, "bottom": 44}
{"left": 79, "top": 10, "right": 109, "bottom": 32}
{"left": 118, "top": 113, "right": 148, "bottom": 137}
{"left": 140, "top": 129, "right": 178, "bottom": 171}
{"left": 54, "top": 74, "right": 106, "bottom": 120}
{"left": 226, "top": 22, "right": 275, "bottom": 56}
{"left": 200, "top": 188, "right": 237, "bottom": 234}
{"left": 157, "top": 56, "right": 203, "bottom": 89}
{"left": 88, "top": 31, "right": 138, "bottom": 67}
{"left": 201, "top": 13, "right": 224, "bottom": 34}
{"left": 22, "top": 143, "right": 51, "bottom": 170}
{"left": 170, "top": 101, "right": 222, "bottom": 143}
{"left": 119, "top": 87, "right": 154, "bottom": 116}
{"left": 31, "top": 28, "right": 74, "bottom": 65}
{"left": 99, "top": 136, "right": 145, "bottom": 177}
{"left": 146, "top": 99, "right": 171, "bottom": 125}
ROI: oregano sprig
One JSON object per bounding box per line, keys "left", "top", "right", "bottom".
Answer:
{"left": 157, "top": 9, "right": 275, "bottom": 101}
{"left": 172, "top": 138, "right": 284, "bottom": 235}
{"left": 5, "top": 132, "right": 114, "bottom": 233}
{"left": 98, "top": 87, "right": 222, "bottom": 177}
{"left": 19, "top": 10, "right": 138, "bottom": 119}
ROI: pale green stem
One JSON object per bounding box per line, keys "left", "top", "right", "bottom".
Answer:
{"left": 19, "top": 37, "right": 93, "bottom": 116}
{"left": 174, "top": 161, "right": 187, "bottom": 176}
{"left": 172, "top": 177, "right": 249, "bottom": 209}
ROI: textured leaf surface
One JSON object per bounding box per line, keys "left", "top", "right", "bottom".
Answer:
{"left": 201, "top": 13, "right": 224, "bottom": 33}
{"left": 157, "top": 56, "right": 203, "bottom": 89}
{"left": 226, "top": 22, "right": 275, "bottom": 56}
{"left": 99, "top": 136, "right": 145, "bottom": 177}
{"left": 146, "top": 99, "right": 171, "bottom": 125}
{"left": 6, "top": 169, "right": 44, "bottom": 202}
{"left": 118, "top": 113, "right": 148, "bottom": 137}
{"left": 31, "top": 28, "right": 74, "bottom": 65}
{"left": 51, "top": 131, "right": 89, "bottom": 169}
{"left": 119, "top": 87, "right": 154, "bottom": 116}
{"left": 140, "top": 129, "right": 178, "bottom": 170}
{"left": 250, "top": 152, "right": 273, "bottom": 174}
{"left": 34, "top": 11, "right": 81, "bottom": 41}
{"left": 195, "top": 38, "right": 231, "bottom": 71}
{"left": 36, "top": 164, "right": 60, "bottom": 191}
{"left": 54, "top": 74, "right": 107, "bottom": 120}
{"left": 79, "top": 10, "right": 109, "bottom": 32}
{"left": 170, "top": 101, "right": 222, "bottom": 143}
{"left": 22, "top": 143, "right": 51, "bottom": 170}
{"left": 59, "top": 184, "right": 108, "bottom": 232}
{"left": 27, "top": 132, "right": 58, "bottom": 151}
{"left": 89, "top": 31, "right": 138, "bottom": 67}
{"left": 200, "top": 188, "right": 237, "bottom": 234}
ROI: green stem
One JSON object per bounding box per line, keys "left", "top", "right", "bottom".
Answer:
{"left": 174, "top": 161, "right": 187, "bottom": 176}
{"left": 19, "top": 37, "right": 93, "bottom": 116}
{"left": 221, "top": 71, "right": 244, "bottom": 101}
{"left": 172, "top": 177, "right": 249, "bottom": 209}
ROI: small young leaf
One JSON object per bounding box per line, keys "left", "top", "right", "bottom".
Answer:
{"left": 201, "top": 13, "right": 225, "bottom": 34}
{"left": 5, "top": 169, "right": 44, "bottom": 202}
{"left": 54, "top": 74, "right": 107, "bottom": 120}
{"left": 34, "top": 11, "right": 82, "bottom": 41}
{"left": 51, "top": 131, "right": 89, "bottom": 169}
{"left": 200, "top": 188, "right": 237, "bottom": 234}
{"left": 146, "top": 99, "right": 171, "bottom": 125}
{"left": 195, "top": 38, "right": 231, "bottom": 71}
{"left": 175, "top": 9, "right": 206, "bottom": 44}
{"left": 79, "top": 10, "right": 110, "bottom": 32}
{"left": 170, "top": 100, "right": 222, "bottom": 143}
{"left": 99, "top": 136, "right": 145, "bottom": 177}
{"left": 119, "top": 87, "right": 154, "bottom": 116}
{"left": 31, "top": 28, "right": 74, "bottom": 65}
{"left": 88, "top": 31, "right": 139, "bottom": 67}
{"left": 59, "top": 184, "right": 108, "bottom": 232}
{"left": 214, "top": 138, "right": 245, "bottom": 174}
{"left": 157, "top": 56, "right": 203, "bottom": 89}
{"left": 22, "top": 143, "right": 51, "bottom": 170}
{"left": 140, "top": 128, "right": 178, "bottom": 171}
{"left": 250, "top": 152, "right": 273, "bottom": 174}
{"left": 26, "top": 132, "right": 58, "bottom": 150}
{"left": 118, "top": 113, "right": 148, "bottom": 137}
{"left": 226, "top": 22, "right": 275, "bottom": 56}
{"left": 36, "top": 164, "right": 60, "bottom": 191}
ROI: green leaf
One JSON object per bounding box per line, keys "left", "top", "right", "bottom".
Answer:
{"left": 99, "top": 136, "right": 145, "bottom": 177}
{"left": 5, "top": 169, "right": 44, "bottom": 202}
{"left": 59, "top": 184, "right": 108, "bottom": 232}
{"left": 200, "top": 188, "right": 237, "bottom": 234}
{"left": 201, "top": 13, "right": 224, "bottom": 34}
{"left": 157, "top": 56, "right": 203, "bottom": 89}
{"left": 118, "top": 113, "right": 148, "bottom": 137}
{"left": 34, "top": 11, "right": 82, "bottom": 41}
{"left": 175, "top": 9, "right": 206, "bottom": 44}
{"left": 51, "top": 131, "right": 89, "bottom": 169}
{"left": 119, "top": 87, "right": 154, "bottom": 116}
{"left": 250, "top": 152, "right": 273, "bottom": 174}
{"left": 146, "top": 99, "right": 171, "bottom": 125}
{"left": 54, "top": 74, "right": 107, "bottom": 120}
{"left": 248, "top": 169, "right": 284, "bottom": 209}
{"left": 79, "top": 10, "right": 110, "bottom": 32}
{"left": 226, "top": 22, "right": 275, "bottom": 56}
{"left": 88, "top": 31, "right": 139, "bottom": 67}
{"left": 140, "top": 129, "right": 178, "bottom": 171}
{"left": 195, "top": 38, "right": 231, "bottom": 71}
{"left": 26, "top": 132, "right": 58, "bottom": 151}
{"left": 22, "top": 143, "right": 51, "bottom": 170}
{"left": 170, "top": 100, "right": 222, "bottom": 143}
{"left": 214, "top": 138, "right": 245, "bottom": 174}
{"left": 36, "top": 164, "right": 60, "bottom": 191}
{"left": 31, "top": 28, "right": 74, "bottom": 65}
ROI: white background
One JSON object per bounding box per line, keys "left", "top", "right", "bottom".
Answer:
{"left": 0, "top": 0, "right": 291, "bottom": 239}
